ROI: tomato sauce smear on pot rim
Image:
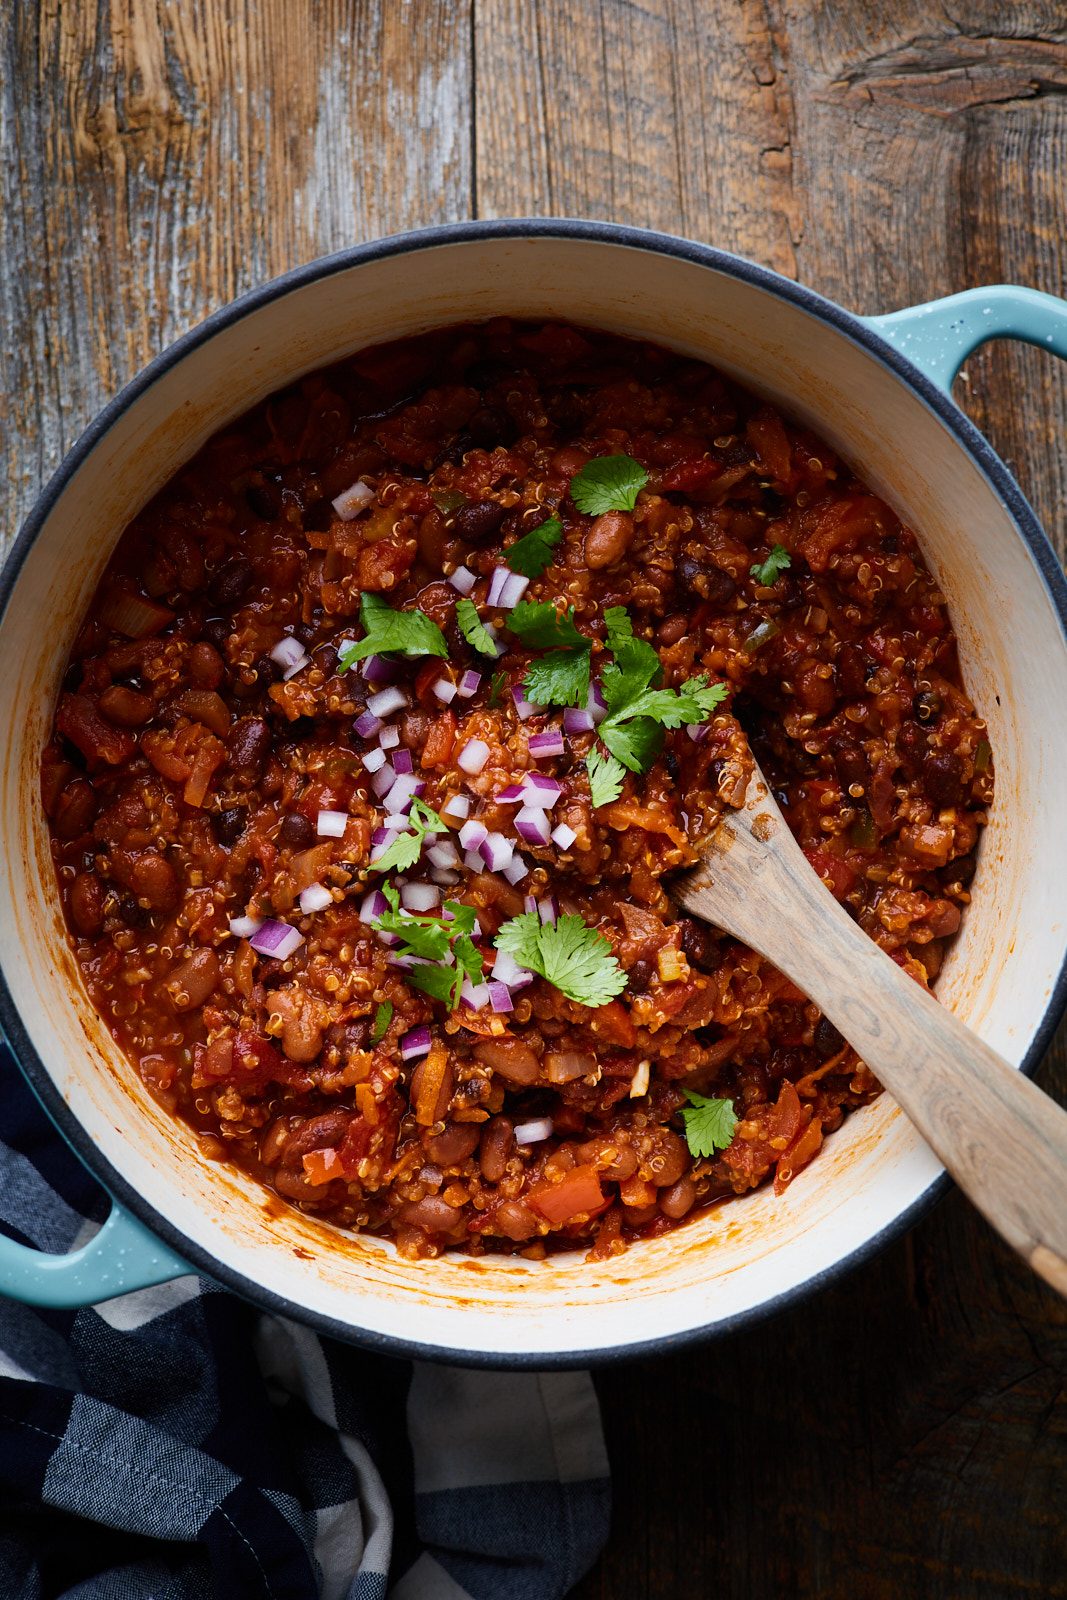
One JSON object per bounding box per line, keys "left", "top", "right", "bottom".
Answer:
{"left": 41, "top": 318, "right": 994, "bottom": 1263}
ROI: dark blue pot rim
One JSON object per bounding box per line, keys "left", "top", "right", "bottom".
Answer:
{"left": 3, "top": 217, "right": 1066, "bottom": 1368}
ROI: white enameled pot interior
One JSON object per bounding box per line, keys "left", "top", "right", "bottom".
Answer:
{"left": 2, "top": 233, "right": 1066, "bottom": 1360}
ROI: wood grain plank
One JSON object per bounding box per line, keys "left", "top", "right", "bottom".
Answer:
{"left": 0, "top": 0, "right": 472, "bottom": 553}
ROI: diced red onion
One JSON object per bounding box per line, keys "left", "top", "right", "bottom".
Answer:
{"left": 332, "top": 479, "right": 374, "bottom": 520}
{"left": 528, "top": 729, "right": 565, "bottom": 760}
{"left": 460, "top": 979, "right": 490, "bottom": 1011}
{"left": 385, "top": 774, "right": 425, "bottom": 814}
{"left": 686, "top": 723, "right": 708, "bottom": 743}
{"left": 427, "top": 840, "right": 460, "bottom": 869}
{"left": 486, "top": 566, "right": 510, "bottom": 607}
{"left": 463, "top": 850, "right": 483, "bottom": 871}
{"left": 458, "top": 819, "right": 489, "bottom": 852}
{"left": 370, "top": 763, "right": 396, "bottom": 798}
{"left": 379, "top": 724, "right": 401, "bottom": 750}
{"left": 270, "top": 635, "right": 307, "bottom": 671}
{"left": 563, "top": 707, "right": 595, "bottom": 735}
{"left": 430, "top": 867, "right": 461, "bottom": 886}
{"left": 448, "top": 566, "right": 477, "bottom": 595}
{"left": 316, "top": 809, "right": 348, "bottom": 838}
{"left": 392, "top": 748, "right": 414, "bottom": 775}
{"left": 299, "top": 883, "right": 333, "bottom": 914}
{"left": 249, "top": 919, "right": 306, "bottom": 960}
{"left": 492, "top": 949, "right": 534, "bottom": 989}
{"left": 478, "top": 831, "right": 515, "bottom": 872}
{"left": 488, "top": 981, "right": 514, "bottom": 1014}
{"left": 494, "top": 783, "right": 526, "bottom": 803}
{"left": 512, "top": 685, "right": 538, "bottom": 721}
{"left": 362, "top": 654, "right": 403, "bottom": 684}
{"left": 502, "top": 855, "right": 529, "bottom": 886}
{"left": 587, "top": 682, "right": 608, "bottom": 724}
{"left": 368, "top": 685, "right": 409, "bottom": 717}
{"left": 443, "top": 795, "right": 470, "bottom": 820}
{"left": 400, "top": 1026, "right": 433, "bottom": 1061}
{"left": 360, "top": 889, "right": 388, "bottom": 923}
{"left": 401, "top": 882, "right": 441, "bottom": 912}
{"left": 456, "top": 669, "right": 482, "bottom": 699}
{"left": 524, "top": 894, "right": 538, "bottom": 915}
{"left": 433, "top": 678, "right": 458, "bottom": 704}
{"left": 363, "top": 747, "right": 388, "bottom": 774}
{"left": 552, "top": 823, "right": 578, "bottom": 850}
{"left": 498, "top": 572, "right": 529, "bottom": 609}
{"left": 229, "top": 914, "right": 264, "bottom": 938}
{"left": 538, "top": 896, "right": 559, "bottom": 925}
{"left": 354, "top": 710, "right": 381, "bottom": 738}
{"left": 514, "top": 1118, "right": 554, "bottom": 1146}
{"left": 515, "top": 806, "right": 552, "bottom": 846}
{"left": 521, "top": 774, "right": 562, "bottom": 806}
{"left": 458, "top": 738, "right": 490, "bottom": 775}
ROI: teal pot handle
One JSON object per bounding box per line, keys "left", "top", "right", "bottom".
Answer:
{"left": 863, "top": 284, "right": 1067, "bottom": 395}
{"left": 0, "top": 1197, "right": 194, "bottom": 1308}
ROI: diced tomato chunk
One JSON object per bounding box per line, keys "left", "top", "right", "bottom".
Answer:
{"left": 527, "top": 1167, "right": 605, "bottom": 1224}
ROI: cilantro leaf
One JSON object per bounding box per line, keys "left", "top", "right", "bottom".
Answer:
{"left": 456, "top": 597, "right": 500, "bottom": 658}
{"left": 371, "top": 799, "right": 446, "bottom": 875}
{"left": 371, "top": 1001, "right": 392, "bottom": 1043}
{"left": 599, "top": 716, "right": 664, "bottom": 773}
{"left": 603, "top": 605, "right": 634, "bottom": 652}
{"left": 594, "top": 605, "right": 729, "bottom": 774}
{"left": 338, "top": 592, "right": 447, "bottom": 671}
{"left": 587, "top": 747, "right": 626, "bottom": 808}
{"left": 495, "top": 912, "right": 626, "bottom": 1008}
{"left": 372, "top": 886, "right": 484, "bottom": 1010}
{"left": 404, "top": 962, "right": 462, "bottom": 1006}
{"left": 488, "top": 670, "right": 507, "bottom": 707}
{"left": 509, "top": 601, "right": 591, "bottom": 708}
{"left": 570, "top": 454, "right": 649, "bottom": 515}
{"left": 750, "top": 544, "right": 792, "bottom": 587}
{"left": 680, "top": 1091, "right": 738, "bottom": 1158}
{"left": 506, "top": 515, "right": 563, "bottom": 578}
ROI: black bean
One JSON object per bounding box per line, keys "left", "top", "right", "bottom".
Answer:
{"left": 246, "top": 481, "right": 281, "bottom": 520}
{"left": 279, "top": 812, "right": 315, "bottom": 850}
{"left": 835, "top": 644, "right": 867, "bottom": 700}
{"left": 914, "top": 690, "right": 942, "bottom": 725}
{"left": 119, "top": 895, "right": 151, "bottom": 929}
{"left": 209, "top": 558, "right": 255, "bottom": 608}
{"left": 627, "top": 959, "right": 653, "bottom": 993}
{"left": 544, "top": 388, "right": 584, "bottom": 432}
{"left": 829, "top": 736, "right": 869, "bottom": 794}
{"left": 814, "top": 1016, "right": 845, "bottom": 1057}
{"left": 663, "top": 750, "right": 680, "bottom": 782}
{"left": 678, "top": 917, "right": 720, "bottom": 973}
{"left": 201, "top": 617, "right": 231, "bottom": 652}
{"left": 676, "top": 555, "right": 736, "bottom": 607}
{"left": 897, "top": 722, "right": 928, "bottom": 775}
{"left": 454, "top": 499, "right": 507, "bottom": 546}
{"left": 313, "top": 642, "right": 339, "bottom": 677}
{"left": 778, "top": 576, "right": 804, "bottom": 608}
{"left": 946, "top": 850, "right": 977, "bottom": 886}
{"left": 214, "top": 807, "right": 245, "bottom": 846}
{"left": 229, "top": 718, "right": 271, "bottom": 783}
{"left": 467, "top": 406, "right": 516, "bottom": 448}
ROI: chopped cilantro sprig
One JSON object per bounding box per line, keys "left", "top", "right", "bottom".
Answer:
{"left": 373, "top": 883, "right": 484, "bottom": 1010}
{"left": 506, "top": 515, "right": 564, "bottom": 578}
{"left": 370, "top": 798, "right": 447, "bottom": 874}
{"left": 679, "top": 1090, "right": 738, "bottom": 1158}
{"left": 370, "top": 1001, "right": 393, "bottom": 1043}
{"left": 508, "top": 600, "right": 591, "bottom": 708}
{"left": 495, "top": 911, "right": 626, "bottom": 1008}
{"left": 338, "top": 592, "right": 447, "bottom": 671}
{"left": 455, "top": 597, "right": 499, "bottom": 658}
{"left": 750, "top": 544, "right": 791, "bottom": 587}
{"left": 570, "top": 455, "right": 649, "bottom": 515}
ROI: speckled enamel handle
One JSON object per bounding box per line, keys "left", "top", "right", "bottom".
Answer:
{"left": 863, "top": 285, "right": 1067, "bottom": 394}
{"left": 0, "top": 1201, "right": 193, "bottom": 1308}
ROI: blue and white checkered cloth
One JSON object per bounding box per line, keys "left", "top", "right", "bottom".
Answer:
{"left": 0, "top": 1044, "right": 610, "bottom": 1598}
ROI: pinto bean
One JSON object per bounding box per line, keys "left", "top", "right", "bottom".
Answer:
{"left": 658, "top": 1177, "right": 697, "bottom": 1219}
{"left": 425, "top": 1122, "right": 481, "bottom": 1166}
{"left": 577, "top": 1136, "right": 639, "bottom": 1182}
{"left": 400, "top": 1196, "right": 464, "bottom": 1234}
{"left": 99, "top": 685, "right": 153, "bottom": 727}
{"left": 273, "top": 1168, "right": 330, "bottom": 1201}
{"left": 177, "top": 689, "right": 230, "bottom": 738}
{"left": 479, "top": 1116, "right": 514, "bottom": 1183}
{"left": 280, "top": 1110, "right": 351, "bottom": 1170}
{"left": 209, "top": 558, "right": 255, "bottom": 607}
{"left": 54, "top": 778, "right": 98, "bottom": 840}
{"left": 229, "top": 717, "right": 271, "bottom": 783}
{"left": 657, "top": 613, "right": 688, "bottom": 647}
{"left": 454, "top": 499, "right": 507, "bottom": 546}
{"left": 279, "top": 812, "right": 315, "bottom": 850}
{"left": 259, "top": 1117, "right": 291, "bottom": 1168}
{"left": 188, "top": 641, "right": 225, "bottom": 690}
{"left": 69, "top": 872, "right": 106, "bottom": 936}
{"left": 494, "top": 1200, "right": 539, "bottom": 1241}
{"left": 129, "top": 851, "right": 179, "bottom": 911}
{"left": 645, "top": 1131, "right": 689, "bottom": 1188}
{"left": 473, "top": 1036, "right": 540, "bottom": 1085}
{"left": 164, "top": 948, "right": 220, "bottom": 1011}
{"left": 584, "top": 510, "right": 633, "bottom": 569}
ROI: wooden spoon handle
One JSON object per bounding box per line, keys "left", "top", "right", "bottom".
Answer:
{"left": 676, "top": 812, "right": 1067, "bottom": 1296}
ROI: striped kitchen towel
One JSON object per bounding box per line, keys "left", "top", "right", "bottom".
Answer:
{"left": 0, "top": 1043, "right": 610, "bottom": 1599}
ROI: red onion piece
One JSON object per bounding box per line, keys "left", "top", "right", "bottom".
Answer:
{"left": 392, "top": 748, "right": 414, "bottom": 776}
{"left": 368, "top": 685, "right": 409, "bottom": 717}
{"left": 430, "top": 867, "right": 461, "bottom": 886}
{"left": 686, "top": 722, "right": 708, "bottom": 742}
{"left": 486, "top": 566, "right": 510, "bottom": 607}
{"left": 528, "top": 729, "right": 565, "bottom": 760}
{"left": 463, "top": 849, "right": 483, "bottom": 871}
{"left": 538, "top": 896, "right": 559, "bottom": 925}
{"left": 458, "top": 738, "right": 490, "bottom": 775}
{"left": 442, "top": 794, "right": 470, "bottom": 820}
{"left": 488, "top": 981, "right": 514, "bottom": 1014}
{"left": 385, "top": 774, "right": 425, "bottom": 814}
{"left": 448, "top": 566, "right": 477, "bottom": 595}
{"left": 523, "top": 894, "right": 538, "bottom": 915}
{"left": 229, "top": 914, "right": 264, "bottom": 939}
{"left": 370, "top": 763, "right": 396, "bottom": 798}
{"left": 501, "top": 855, "right": 529, "bottom": 886}
{"left": 493, "top": 783, "right": 526, "bottom": 804}
{"left": 354, "top": 710, "right": 381, "bottom": 738}
{"left": 362, "top": 747, "right": 388, "bottom": 774}
{"left": 362, "top": 654, "right": 403, "bottom": 684}
{"left": 270, "top": 635, "right": 306, "bottom": 670}
{"left": 332, "top": 479, "right": 374, "bottom": 520}
{"left": 563, "top": 707, "right": 595, "bottom": 735}
{"left": 401, "top": 882, "right": 441, "bottom": 912}
{"left": 249, "top": 919, "right": 305, "bottom": 960}
{"left": 400, "top": 1025, "right": 433, "bottom": 1061}
{"left": 433, "top": 678, "right": 458, "bottom": 704}
{"left": 360, "top": 889, "right": 389, "bottom": 923}
{"left": 426, "top": 840, "right": 460, "bottom": 869}
{"left": 316, "top": 809, "right": 348, "bottom": 838}
{"left": 458, "top": 819, "right": 489, "bottom": 852}
{"left": 521, "top": 774, "right": 562, "bottom": 806}
{"left": 460, "top": 979, "right": 491, "bottom": 1011}
{"left": 299, "top": 883, "right": 333, "bottom": 914}
{"left": 491, "top": 949, "right": 534, "bottom": 989}
{"left": 498, "top": 572, "right": 529, "bottom": 609}
{"left": 587, "top": 682, "right": 608, "bottom": 724}
{"left": 514, "top": 1117, "right": 553, "bottom": 1145}
{"left": 456, "top": 669, "right": 482, "bottom": 699}
{"left": 515, "top": 806, "right": 551, "bottom": 846}
{"left": 478, "top": 832, "right": 515, "bottom": 872}
{"left": 512, "top": 684, "right": 538, "bottom": 721}
{"left": 551, "top": 822, "right": 577, "bottom": 850}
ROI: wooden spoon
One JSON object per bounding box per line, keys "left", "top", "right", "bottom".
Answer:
{"left": 671, "top": 765, "right": 1067, "bottom": 1297}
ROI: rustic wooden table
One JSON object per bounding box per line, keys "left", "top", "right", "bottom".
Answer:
{"left": 4, "top": 4, "right": 1067, "bottom": 1596}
